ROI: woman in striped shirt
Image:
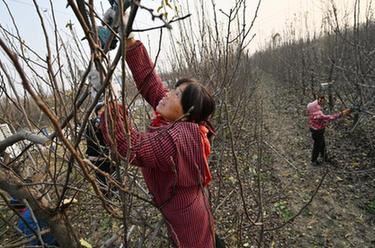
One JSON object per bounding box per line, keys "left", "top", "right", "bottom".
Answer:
{"left": 307, "top": 96, "right": 351, "bottom": 166}
{"left": 99, "top": 38, "right": 218, "bottom": 247}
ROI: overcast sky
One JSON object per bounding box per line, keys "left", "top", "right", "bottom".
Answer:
{"left": 0, "top": 0, "right": 371, "bottom": 65}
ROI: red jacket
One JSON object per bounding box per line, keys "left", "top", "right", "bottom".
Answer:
{"left": 100, "top": 41, "right": 215, "bottom": 247}
{"left": 307, "top": 100, "right": 341, "bottom": 130}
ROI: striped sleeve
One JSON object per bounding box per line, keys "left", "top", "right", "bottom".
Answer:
{"left": 126, "top": 41, "right": 167, "bottom": 110}
{"left": 314, "top": 112, "right": 341, "bottom": 123}
{"left": 100, "top": 104, "right": 176, "bottom": 170}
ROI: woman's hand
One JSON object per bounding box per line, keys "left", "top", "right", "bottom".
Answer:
{"left": 341, "top": 108, "right": 353, "bottom": 117}
{"left": 126, "top": 38, "right": 137, "bottom": 48}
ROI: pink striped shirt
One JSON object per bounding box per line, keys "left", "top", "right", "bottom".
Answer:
{"left": 307, "top": 100, "right": 341, "bottom": 130}
{"left": 100, "top": 41, "right": 215, "bottom": 247}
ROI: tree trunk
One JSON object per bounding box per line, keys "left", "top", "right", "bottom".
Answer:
{"left": 0, "top": 171, "right": 79, "bottom": 248}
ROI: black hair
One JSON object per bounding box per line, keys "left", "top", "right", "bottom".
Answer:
{"left": 94, "top": 102, "right": 105, "bottom": 115}
{"left": 175, "top": 78, "right": 215, "bottom": 136}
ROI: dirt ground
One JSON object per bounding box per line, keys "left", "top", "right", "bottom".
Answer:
{"left": 252, "top": 75, "right": 375, "bottom": 247}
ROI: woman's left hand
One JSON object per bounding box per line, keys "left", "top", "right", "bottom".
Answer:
{"left": 341, "top": 108, "right": 353, "bottom": 117}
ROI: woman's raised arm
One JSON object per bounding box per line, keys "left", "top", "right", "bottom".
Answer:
{"left": 125, "top": 39, "right": 167, "bottom": 110}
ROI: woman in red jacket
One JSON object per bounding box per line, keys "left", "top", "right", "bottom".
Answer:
{"left": 307, "top": 96, "right": 351, "bottom": 166}
{"left": 99, "top": 38, "right": 218, "bottom": 247}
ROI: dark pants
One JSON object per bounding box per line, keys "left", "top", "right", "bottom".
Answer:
{"left": 310, "top": 128, "right": 327, "bottom": 162}
{"left": 215, "top": 234, "right": 225, "bottom": 248}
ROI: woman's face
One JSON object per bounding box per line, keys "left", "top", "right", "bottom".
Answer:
{"left": 156, "top": 83, "right": 188, "bottom": 121}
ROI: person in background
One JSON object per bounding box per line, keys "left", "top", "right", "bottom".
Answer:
{"left": 85, "top": 103, "right": 114, "bottom": 197}
{"left": 307, "top": 96, "right": 352, "bottom": 166}
{"left": 90, "top": 35, "right": 222, "bottom": 247}
{"left": 10, "top": 198, "right": 59, "bottom": 246}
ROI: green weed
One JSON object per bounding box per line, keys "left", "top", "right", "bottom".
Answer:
{"left": 273, "top": 200, "right": 293, "bottom": 221}
{"left": 366, "top": 199, "right": 375, "bottom": 214}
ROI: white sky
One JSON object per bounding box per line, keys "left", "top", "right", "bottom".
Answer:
{"left": 0, "top": 0, "right": 372, "bottom": 65}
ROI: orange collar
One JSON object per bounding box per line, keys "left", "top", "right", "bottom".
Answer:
{"left": 199, "top": 125, "right": 212, "bottom": 186}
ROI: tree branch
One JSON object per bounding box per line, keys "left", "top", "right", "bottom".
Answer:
{"left": 0, "top": 130, "right": 49, "bottom": 154}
